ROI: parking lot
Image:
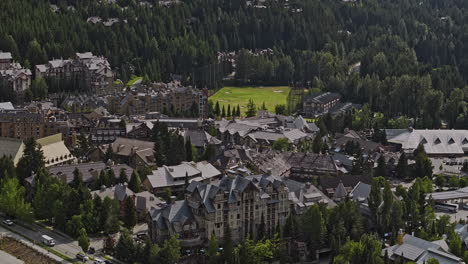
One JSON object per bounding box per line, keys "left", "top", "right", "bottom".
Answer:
{"left": 436, "top": 208, "right": 468, "bottom": 223}
{"left": 431, "top": 157, "right": 468, "bottom": 175}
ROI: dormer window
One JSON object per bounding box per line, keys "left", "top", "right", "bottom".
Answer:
{"left": 463, "top": 138, "right": 468, "bottom": 144}
{"left": 434, "top": 138, "right": 441, "bottom": 144}
{"left": 420, "top": 138, "right": 427, "bottom": 144}
{"left": 449, "top": 138, "right": 455, "bottom": 144}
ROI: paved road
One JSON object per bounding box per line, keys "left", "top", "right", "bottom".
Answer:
{"left": 0, "top": 217, "right": 93, "bottom": 263}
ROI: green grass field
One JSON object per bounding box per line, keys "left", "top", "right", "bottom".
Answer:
{"left": 209, "top": 86, "right": 291, "bottom": 115}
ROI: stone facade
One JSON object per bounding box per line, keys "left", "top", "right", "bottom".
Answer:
{"left": 107, "top": 82, "right": 208, "bottom": 118}
{"left": 0, "top": 52, "right": 32, "bottom": 95}
{"left": 35, "top": 52, "right": 114, "bottom": 95}
{"left": 148, "top": 173, "right": 323, "bottom": 246}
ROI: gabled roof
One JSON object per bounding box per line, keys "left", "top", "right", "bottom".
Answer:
{"left": 386, "top": 129, "right": 468, "bottom": 155}
{"left": 0, "top": 138, "right": 24, "bottom": 165}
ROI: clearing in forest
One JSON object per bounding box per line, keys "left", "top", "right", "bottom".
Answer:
{"left": 209, "top": 86, "right": 291, "bottom": 115}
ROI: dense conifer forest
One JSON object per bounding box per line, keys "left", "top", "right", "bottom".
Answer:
{"left": 1, "top": 0, "right": 468, "bottom": 126}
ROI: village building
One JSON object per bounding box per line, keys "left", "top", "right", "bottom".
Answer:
{"left": 302, "top": 92, "right": 341, "bottom": 117}
{"left": 92, "top": 137, "right": 156, "bottom": 170}
{"left": 143, "top": 161, "right": 222, "bottom": 195}
{"left": 0, "top": 133, "right": 74, "bottom": 167}
{"left": 0, "top": 51, "right": 32, "bottom": 97}
{"left": 25, "top": 162, "right": 132, "bottom": 188}
{"left": 148, "top": 172, "right": 335, "bottom": 247}
{"left": 35, "top": 52, "right": 114, "bottom": 95}
{"left": 382, "top": 234, "right": 463, "bottom": 264}
{"left": 386, "top": 129, "right": 468, "bottom": 157}
{"left": 107, "top": 82, "right": 208, "bottom": 118}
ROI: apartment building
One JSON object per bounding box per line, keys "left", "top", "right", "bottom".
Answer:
{"left": 35, "top": 52, "right": 114, "bottom": 95}
{"left": 0, "top": 51, "right": 32, "bottom": 94}
{"left": 0, "top": 111, "right": 67, "bottom": 139}
{"left": 148, "top": 173, "right": 335, "bottom": 247}
{"left": 302, "top": 92, "right": 341, "bottom": 117}
{"left": 107, "top": 82, "right": 208, "bottom": 117}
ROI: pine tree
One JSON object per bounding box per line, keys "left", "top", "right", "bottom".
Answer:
{"left": 236, "top": 105, "right": 241, "bottom": 117}
{"left": 227, "top": 104, "right": 231, "bottom": 117}
{"left": 223, "top": 225, "right": 234, "bottom": 264}
{"left": 71, "top": 167, "right": 83, "bottom": 188}
{"left": 108, "top": 168, "right": 117, "bottom": 186}
{"left": 246, "top": 99, "right": 257, "bottom": 117}
{"left": 375, "top": 155, "right": 387, "bottom": 177}
{"left": 119, "top": 168, "right": 129, "bottom": 183}
{"left": 207, "top": 232, "right": 220, "bottom": 264}
{"left": 396, "top": 152, "right": 409, "bottom": 179}
{"left": 124, "top": 196, "right": 137, "bottom": 230}
{"left": 221, "top": 105, "right": 226, "bottom": 118}
{"left": 185, "top": 137, "right": 193, "bottom": 161}
{"left": 215, "top": 101, "right": 221, "bottom": 117}
{"left": 129, "top": 170, "right": 142, "bottom": 193}
{"left": 184, "top": 171, "right": 189, "bottom": 189}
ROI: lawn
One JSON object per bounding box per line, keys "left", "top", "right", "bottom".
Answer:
{"left": 209, "top": 86, "right": 291, "bottom": 115}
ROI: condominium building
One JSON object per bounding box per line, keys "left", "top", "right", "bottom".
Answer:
{"left": 148, "top": 173, "right": 335, "bottom": 247}
{"left": 107, "top": 82, "right": 208, "bottom": 117}
{"left": 0, "top": 51, "right": 32, "bottom": 94}
{"left": 0, "top": 112, "right": 68, "bottom": 140}
{"left": 35, "top": 52, "right": 114, "bottom": 95}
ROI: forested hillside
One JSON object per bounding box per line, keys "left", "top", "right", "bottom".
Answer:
{"left": 1, "top": 0, "right": 468, "bottom": 126}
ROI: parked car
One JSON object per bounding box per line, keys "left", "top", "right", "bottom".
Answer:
{"left": 2, "top": 219, "right": 13, "bottom": 226}
{"left": 76, "top": 253, "right": 89, "bottom": 261}
{"left": 104, "top": 260, "right": 114, "bottom": 264}
{"left": 88, "top": 247, "right": 95, "bottom": 254}
{"left": 463, "top": 204, "right": 468, "bottom": 210}
{"left": 94, "top": 258, "right": 105, "bottom": 264}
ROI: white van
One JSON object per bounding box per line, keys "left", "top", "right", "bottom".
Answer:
{"left": 42, "top": 235, "right": 55, "bottom": 246}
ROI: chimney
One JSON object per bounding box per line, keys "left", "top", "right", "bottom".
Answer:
{"left": 169, "top": 196, "right": 176, "bottom": 204}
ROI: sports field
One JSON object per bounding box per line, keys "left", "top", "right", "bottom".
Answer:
{"left": 209, "top": 86, "right": 291, "bottom": 115}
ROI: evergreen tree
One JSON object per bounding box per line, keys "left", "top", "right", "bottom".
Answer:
{"left": 221, "top": 105, "right": 226, "bottom": 118}
{"left": 236, "top": 105, "right": 241, "bottom": 117}
{"left": 71, "top": 167, "right": 83, "bottom": 188}
{"left": 215, "top": 101, "right": 221, "bottom": 117}
{"left": 78, "top": 228, "right": 90, "bottom": 252}
{"left": 369, "top": 177, "right": 384, "bottom": 223}
{"left": 227, "top": 104, "right": 231, "bottom": 117}
{"left": 108, "top": 169, "right": 117, "bottom": 186}
{"left": 16, "top": 137, "right": 45, "bottom": 181}
{"left": 184, "top": 171, "right": 189, "bottom": 189}
{"left": 129, "top": 170, "right": 142, "bottom": 193}
{"left": 185, "top": 137, "right": 193, "bottom": 161}
{"left": 312, "top": 135, "right": 322, "bottom": 153}
{"left": 207, "top": 232, "right": 220, "bottom": 264}
{"left": 119, "top": 168, "right": 129, "bottom": 183}
{"left": 123, "top": 196, "right": 137, "bottom": 230}
{"left": 301, "top": 205, "right": 325, "bottom": 259}
{"left": 413, "top": 144, "right": 433, "bottom": 178}
{"left": 245, "top": 99, "right": 257, "bottom": 117}
{"left": 223, "top": 225, "right": 234, "bottom": 264}
{"left": 375, "top": 155, "right": 387, "bottom": 177}
{"left": 396, "top": 152, "right": 409, "bottom": 179}
{"left": 115, "top": 229, "right": 136, "bottom": 262}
